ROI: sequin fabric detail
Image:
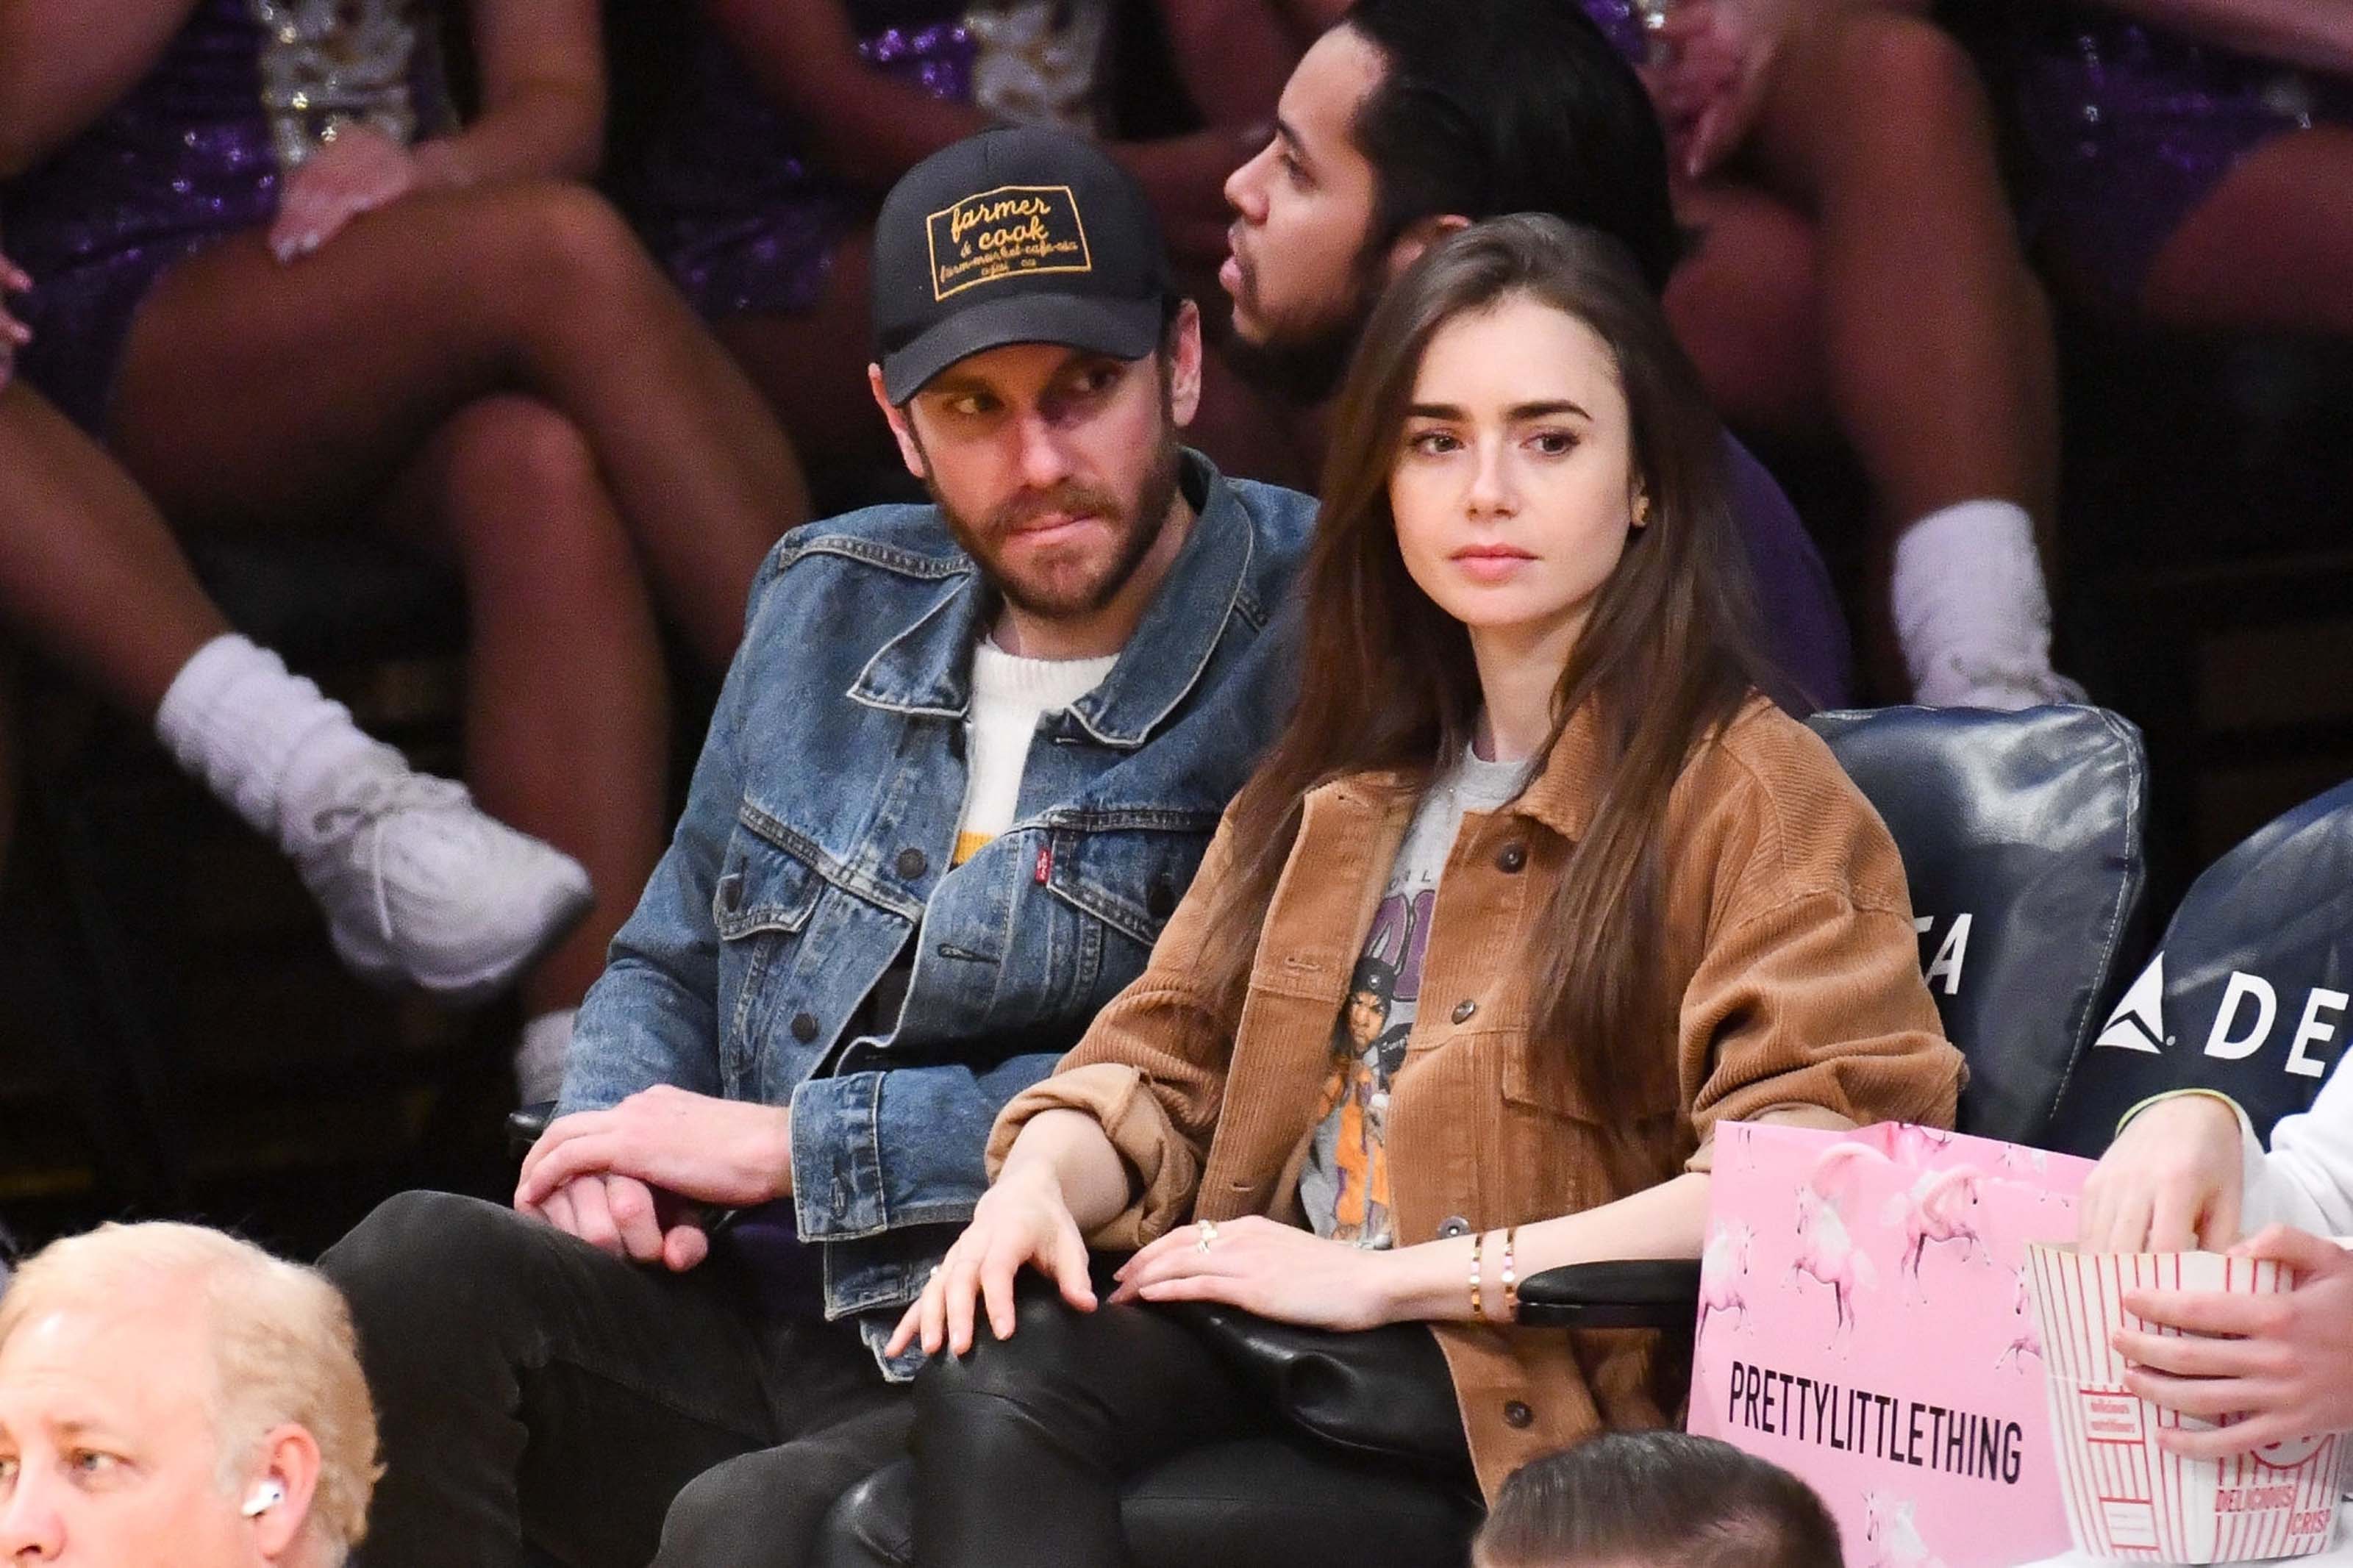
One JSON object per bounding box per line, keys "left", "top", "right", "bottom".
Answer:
{"left": 0, "top": 0, "right": 449, "bottom": 432}
{"left": 1577, "top": 0, "right": 1651, "bottom": 65}
{"left": 967, "top": 0, "right": 1112, "bottom": 133}
{"left": 249, "top": 0, "right": 425, "bottom": 171}
{"left": 2010, "top": 7, "right": 2351, "bottom": 301}
{"left": 620, "top": 7, "right": 976, "bottom": 321}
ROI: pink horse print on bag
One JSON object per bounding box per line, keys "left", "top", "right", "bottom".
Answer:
{"left": 1885, "top": 1165, "right": 1985, "bottom": 1292}
{"left": 1696, "top": 1220, "right": 1756, "bottom": 1345}
{"left": 1863, "top": 1492, "right": 1949, "bottom": 1568}
{"left": 1993, "top": 1261, "right": 2043, "bottom": 1372}
{"left": 1787, "top": 1144, "right": 1879, "bottom": 1348}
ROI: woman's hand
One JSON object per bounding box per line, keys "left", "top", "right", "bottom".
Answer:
{"left": 1648, "top": 0, "right": 1804, "bottom": 179}
{"left": 0, "top": 251, "right": 29, "bottom": 390}
{"left": 269, "top": 124, "right": 429, "bottom": 262}
{"left": 2079, "top": 1092, "right": 2248, "bottom": 1253}
{"left": 885, "top": 1162, "right": 1099, "bottom": 1359}
{"left": 1108, "top": 1214, "right": 1402, "bottom": 1331}
{"left": 2116, "top": 1225, "right": 2353, "bottom": 1458}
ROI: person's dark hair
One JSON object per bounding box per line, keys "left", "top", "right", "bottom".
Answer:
{"left": 1474, "top": 1433, "right": 1843, "bottom": 1568}
{"left": 1200, "top": 215, "right": 1772, "bottom": 1146}
{"left": 1341, "top": 0, "right": 1682, "bottom": 294}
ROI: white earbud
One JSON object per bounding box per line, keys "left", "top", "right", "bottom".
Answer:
{"left": 241, "top": 1480, "right": 286, "bottom": 1518}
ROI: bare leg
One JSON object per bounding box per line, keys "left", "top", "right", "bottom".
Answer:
{"left": 1747, "top": 10, "right": 2060, "bottom": 528}
{"left": 2140, "top": 129, "right": 2353, "bottom": 335}
{"left": 0, "top": 382, "right": 229, "bottom": 716}
{"left": 381, "top": 395, "right": 668, "bottom": 1016}
{"left": 111, "top": 182, "right": 807, "bottom": 670}
{"left": 713, "top": 229, "right": 902, "bottom": 479}
{"left": 1664, "top": 179, "right": 1829, "bottom": 444}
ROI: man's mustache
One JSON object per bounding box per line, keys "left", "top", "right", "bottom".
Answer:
{"left": 988, "top": 485, "right": 1126, "bottom": 534}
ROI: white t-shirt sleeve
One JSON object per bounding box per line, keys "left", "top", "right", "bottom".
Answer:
{"left": 2242, "top": 1052, "right": 2353, "bottom": 1236}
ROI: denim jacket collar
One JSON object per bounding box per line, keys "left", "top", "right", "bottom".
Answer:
{"left": 846, "top": 451, "right": 1258, "bottom": 749}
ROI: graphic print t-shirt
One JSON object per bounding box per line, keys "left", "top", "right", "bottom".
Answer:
{"left": 1298, "top": 748, "right": 1531, "bottom": 1248}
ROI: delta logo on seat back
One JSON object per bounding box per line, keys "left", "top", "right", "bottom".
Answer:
{"left": 2093, "top": 951, "right": 2351, "bottom": 1081}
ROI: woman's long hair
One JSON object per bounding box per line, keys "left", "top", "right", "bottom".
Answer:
{"left": 1204, "top": 215, "right": 1777, "bottom": 1124}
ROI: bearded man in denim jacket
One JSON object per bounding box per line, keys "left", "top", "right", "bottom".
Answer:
{"left": 320, "top": 129, "right": 1315, "bottom": 1568}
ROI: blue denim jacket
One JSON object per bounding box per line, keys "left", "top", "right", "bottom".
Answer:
{"left": 561, "top": 451, "right": 1314, "bottom": 1362}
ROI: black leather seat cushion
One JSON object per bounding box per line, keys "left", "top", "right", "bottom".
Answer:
{"left": 1809, "top": 706, "right": 2149, "bottom": 1145}
{"left": 2048, "top": 775, "right": 2353, "bottom": 1153}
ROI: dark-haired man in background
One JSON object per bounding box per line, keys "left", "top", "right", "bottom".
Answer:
{"left": 1219, "top": 0, "right": 1856, "bottom": 710}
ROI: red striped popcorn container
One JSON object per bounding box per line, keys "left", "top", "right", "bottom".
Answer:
{"left": 2027, "top": 1245, "right": 2352, "bottom": 1561}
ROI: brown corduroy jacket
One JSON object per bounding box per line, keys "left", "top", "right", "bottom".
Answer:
{"left": 986, "top": 694, "right": 1965, "bottom": 1500}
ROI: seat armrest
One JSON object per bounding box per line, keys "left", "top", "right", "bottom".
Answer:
{"left": 507, "top": 1100, "right": 556, "bottom": 1161}
{"left": 1514, "top": 1259, "right": 1702, "bottom": 1330}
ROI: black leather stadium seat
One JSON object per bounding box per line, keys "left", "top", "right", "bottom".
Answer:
{"left": 1808, "top": 704, "right": 2151, "bottom": 1145}
{"left": 2046, "top": 774, "right": 2353, "bottom": 1154}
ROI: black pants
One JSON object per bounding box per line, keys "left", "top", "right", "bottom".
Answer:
{"left": 319, "top": 1190, "right": 907, "bottom": 1568}
{"left": 819, "top": 1282, "right": 1474, "bottom": 1568}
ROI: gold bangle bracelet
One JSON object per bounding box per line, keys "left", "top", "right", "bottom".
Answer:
{"left": 1469, "top": 1231, "right": 1486, "bottom": 1319}
{"left": 1500, "top": 1226, "right": 1519, "bottom": 1319}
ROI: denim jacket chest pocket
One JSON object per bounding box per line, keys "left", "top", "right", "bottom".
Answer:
{"left": 711, "top": 824, "right": 826, "bottom": 1073}
{"left": 1039, "top": 823, "right": 1211, "bottom": 993}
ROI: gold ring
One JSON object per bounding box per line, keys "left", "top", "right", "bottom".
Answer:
{"left": 1197, "top": 1220, "right": 1220, "bottom": 1253}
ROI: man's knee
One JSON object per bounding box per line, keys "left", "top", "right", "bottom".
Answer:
{"left": 318, "top": 1188, "right": 539, "bottom": 1342}
{"left": 659, "top": 1412, "right": 913, "bottom": 1568}
{"left": 810, "top": 1460, "right": 915, "bottom": 1568}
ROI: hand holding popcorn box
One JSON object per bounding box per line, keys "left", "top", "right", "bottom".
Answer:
{"left": 2027, "top": 1245, "right": 2353, "bottom": 1562}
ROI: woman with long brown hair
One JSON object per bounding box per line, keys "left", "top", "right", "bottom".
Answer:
{"left": 874, "top": 214, "right": 1961, "bottom": 1562}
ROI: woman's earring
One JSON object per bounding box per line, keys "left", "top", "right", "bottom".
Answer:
{"left": 1632, "top": 493, "right": 1652, "bottom": 528}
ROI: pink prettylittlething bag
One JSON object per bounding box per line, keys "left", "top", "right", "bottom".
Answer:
{"left": 1686, "top": 1120, "right": 2094, "bottom": 1567}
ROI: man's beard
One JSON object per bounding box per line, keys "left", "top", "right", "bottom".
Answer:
{"left": 929, "top": 426, "right": 1187, "bottom": 621}
{"left": 1219, "top": 246, "right": 1385, "bottom": 408}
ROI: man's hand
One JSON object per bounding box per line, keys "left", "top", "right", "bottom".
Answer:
{"left": 1107, "top": 1214, "right": 1400, "bottom": 1331}
{"left": 515, "top": 1085, "right": 793, "bottom": 1211}
{"left": 2117, "top": 1225, "right": 2353, "bottom": 1458}
{"left": 269, "top": 124, "right": 424, "bottom": 262}
{"left": 2080, "top": 1093, "right": 2247, "bottom": 1253}
{"left": 524, "top": 1171, "right": 712, "bottom": 1272}
{"left": 1, "top": 252, "right": 32, "bottom": 392}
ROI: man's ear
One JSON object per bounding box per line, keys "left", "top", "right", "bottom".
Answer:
{"left": 1383, "top": 212, "right": 1472, "bottom": 282}
{"left": 244, "top": 1425, "right": 322, "bottom": 1561}
{"left": 868, "top": 364, "right": 929, "bottom": 481}
{"left": 1166, "top": 299, "right": 1206, "bottom": 430}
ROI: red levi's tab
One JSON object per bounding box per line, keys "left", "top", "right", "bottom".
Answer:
{"left": 1035, "top": 845, "right": 1052, "bottom": 884}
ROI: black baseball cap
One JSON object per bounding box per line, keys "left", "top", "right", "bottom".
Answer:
{"left": 873, "top": 126, "right": 1174, "bottom": 404}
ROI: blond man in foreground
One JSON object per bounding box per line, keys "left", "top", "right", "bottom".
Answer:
{"left": 0, "top": 1222, "right": 379, "bottom": 1567}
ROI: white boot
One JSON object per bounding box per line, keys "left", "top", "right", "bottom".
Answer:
{"left": 1893, "top": 501, "right": 2087, "bottom": 709}
{"left": 157, "top": 634, "right": 592, "bottom": 1003}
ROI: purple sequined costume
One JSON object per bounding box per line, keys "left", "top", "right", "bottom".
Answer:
{"left": 2011, "top": 7, "right": 2351, "bottom": 304}
{"left": 622, "top": 1, "right": 975, "bottom": 321}
{"left": 0, "top": 0, "right": 450, "bottom": 434}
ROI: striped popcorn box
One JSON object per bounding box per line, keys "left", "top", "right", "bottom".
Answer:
{"left": 2026, "top": 1245, "right": 2352, "bottom": 1562}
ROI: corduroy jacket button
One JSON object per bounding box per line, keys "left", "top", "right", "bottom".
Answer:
{"left": 790, "top": 1012, "right": 821, "bottom": 1044}
{"left": 1437, "top": 1216, "right": 1471, "bottom": 1239}
{"left": 1452, "top": 999, "right": 1478, "bottom": 1024}
{"left": 1502, "top": 1400, "right": 1535, "bottom": 1429}
{"left": 1496, "top": 842, "right": 1528, "bottom": 873}
{"left": 896, "top": 848, "right": 929, "bottom": 880}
